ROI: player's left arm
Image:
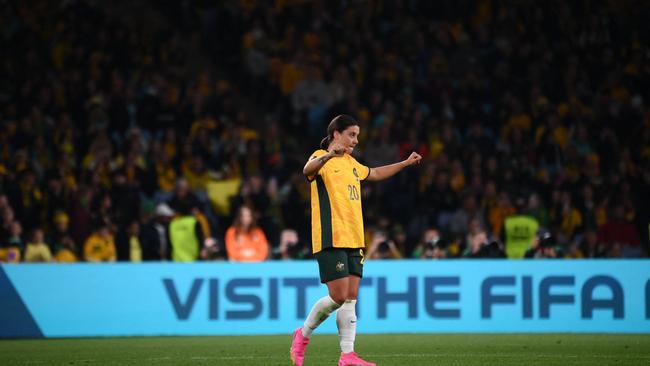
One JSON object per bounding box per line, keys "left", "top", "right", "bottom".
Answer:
{"left": 366, "top": 151, "right": 422, "bottom": 182}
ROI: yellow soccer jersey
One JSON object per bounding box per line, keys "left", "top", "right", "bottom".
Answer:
{"left": 308, "top": 149, "right": 371, "bottom": 253}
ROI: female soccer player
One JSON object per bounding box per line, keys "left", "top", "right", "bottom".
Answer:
{"left": 290, "top": 114, "right": 422, "bottom": 366}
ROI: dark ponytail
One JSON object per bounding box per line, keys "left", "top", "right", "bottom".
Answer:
{"left": 319, "top": 114, "right": 358, "bottom": 150}
{"left": 320, "top": 136, "right": 331, "bottom": 150}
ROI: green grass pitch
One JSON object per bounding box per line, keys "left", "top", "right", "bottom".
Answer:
{"left": 1, "top": 334, "right": 649, "bottom": 365}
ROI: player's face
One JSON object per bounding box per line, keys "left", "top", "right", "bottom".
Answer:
{"left": 334, "top": 126, "right": 360, "bottom": 154}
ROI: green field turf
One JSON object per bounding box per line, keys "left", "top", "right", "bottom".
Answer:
{"left": 1, "top": 334, "right": 649, "bottom": 365}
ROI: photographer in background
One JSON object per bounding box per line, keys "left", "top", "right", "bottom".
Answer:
{"left": 462, "top": 230, "right": 506, "bottom": 258}
{"left": 524, "top": 229, "right": 565, "bottom": 259}
{"left": 421, "top": 239, "right": 448, "bottom": 260}
{"left": 276, "top": 229, "right": 310, "bottom": 260}
{"left": 413, "top": 228, "right": 447, "bottom": 259}
{"left": 201, "top": 237, "right": 227, "bottom": 261}
{"left": 367, "top": 229, "right": 403, "bottom": 259}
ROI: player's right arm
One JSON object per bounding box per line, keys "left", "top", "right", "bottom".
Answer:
{"left": 303, "top": 142, "right": 345, "bottom": 178}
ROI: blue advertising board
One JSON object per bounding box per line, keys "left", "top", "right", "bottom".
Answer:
{"left": 1, "top": 260, "right": 649, "bottom": 338}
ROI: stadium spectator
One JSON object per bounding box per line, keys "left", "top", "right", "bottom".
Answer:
{"left": 115, "top": 220, "right": 142, "bottom": 262}
{"left": 231, "top": 174, "right": 277, "bottom": 244}
{"left": 24, "top": 228, "right": 52, "bottom": 262}
{"left": 449, "top": 195, "right": 487, "bottom": 240}
{"left": 421, "top": 241, "right": 448, "bottom": 260}
{"left": 597, "top": 204, "right": 642, "bottom": 258}
{"left": 168, "top": 178, "right": 215, "bottom": 233}
{"left": 411, "top": 228, "right": 443, "bottom": 259}
{"left": 463, "top": 217, "right": 488, "bottom": 254}
{"left": 526, "top": 193, "right": 549, "bottom": 230}
{"left": 225, "top": 205, "right": 269, "bottom": 262}
{"left": 462, "top": 230, "right": 505, "bottom": 259}
{"left": 503, "top": 200, "right": 540, "bottom": 258}
{"left": 50, "top": 211, "right": 78, "bottom": 262}
{"left": 390, "top": 225, "right": 409, "bottom": 257}
{"left": 425, "top": 170, "right": 457, "bottom": 231}
{"left": 489, "top": 192, "right": 516, "bottom": 238}
{"left": 1, "top": 205, "right": 15, "bottom": 238}
{"left": 556, "top": 191, "right": 583, "bottom": 245}
{"left": 577, "top": 185, "right": 601, "bottom": 232}
{"left": 69, "top": 186, "right": 95, "bottom": 251}
{"left": 83, "top": 221, "right": 117, "bottom": 262}
{"left": 139, "top": 203, "right": 174, "bottom": 261}
{"left": 1, "top": 219, "right": 24, "bottom": 263}
{"left": 366, "top": 230, "right": 403, "bottom": 260}
{"left": 579, "top": 230, "right": 605, "bottom": 259}
{"left": 200, "top": 237, "right": 227, "bottom": 261}
{"left": 169, "top": 204, "right": 204, "bottom": 262}
{"left": 277, "top": 229, "right": 310, "bottom": 260}
{"left": 524, "top": 230, "right": 564, "bottom": 259}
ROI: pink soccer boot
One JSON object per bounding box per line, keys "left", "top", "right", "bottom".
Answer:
{"left": 338, "top": 351, "right": 376, "bottom": 366}
{"left": 290, "top": 327, "right": 310, "bottom": 366}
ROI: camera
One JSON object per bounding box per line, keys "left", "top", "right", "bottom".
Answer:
{"left": 474, "top": 240, "right": 506, "bottom": 258}
{"left": 537, "top": 229, "right": 555, "bottom": 248}
{"left": 377, "top": 240, "right": 391, "bottom": 253}
{"left": 286, "top": 240, "right": 303, "bottom": 256}
{"left": 425, "top": 237, "right": 444, "bottom": 250}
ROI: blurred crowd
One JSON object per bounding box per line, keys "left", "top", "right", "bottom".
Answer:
{"left": 1, "top": 0, "right": 648, "bottom": 263}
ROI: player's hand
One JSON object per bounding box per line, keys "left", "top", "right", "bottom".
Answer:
{"left": 404, "top": 152, "right": 422, "bottom": 166}
{"left": 328, "top": 141, "right": 346, "bottom": 157}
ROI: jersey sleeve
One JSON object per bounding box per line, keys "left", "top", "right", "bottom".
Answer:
{"left": 306, "top": 149, "right": 328, "bottom": 181}
{"left": 351, "top": 156, "right": 371, "bottom": 181}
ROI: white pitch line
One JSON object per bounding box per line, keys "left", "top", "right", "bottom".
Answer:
{"left": 365, "top": 353, "right": 650, "bottom": 359}
{"left": 141, "top": 353, "right": 650, "bottom": 361}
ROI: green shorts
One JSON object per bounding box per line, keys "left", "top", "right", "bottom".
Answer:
{"left": 314, "top": 248, "right": 365, "bottom": 283}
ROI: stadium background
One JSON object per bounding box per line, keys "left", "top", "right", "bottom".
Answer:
{"left": 1, "top": 0, "right": 649, "bottom": 364}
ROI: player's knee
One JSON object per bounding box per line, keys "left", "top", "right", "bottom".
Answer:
{"left": 329, "top": 292, "right": 347, "bottom": 305}
{"left": 328, "top": 286, "right": 347, "bottom": 304}
{"left": 346, "top": 288, "right": 358, "bottom": 300}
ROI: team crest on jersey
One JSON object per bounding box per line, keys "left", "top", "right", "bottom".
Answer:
{"left": 352, "top": 168, "right": 359, "bottom": 183}
{"left": 335, "top": 261, "right": 345, "bottom": 272}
